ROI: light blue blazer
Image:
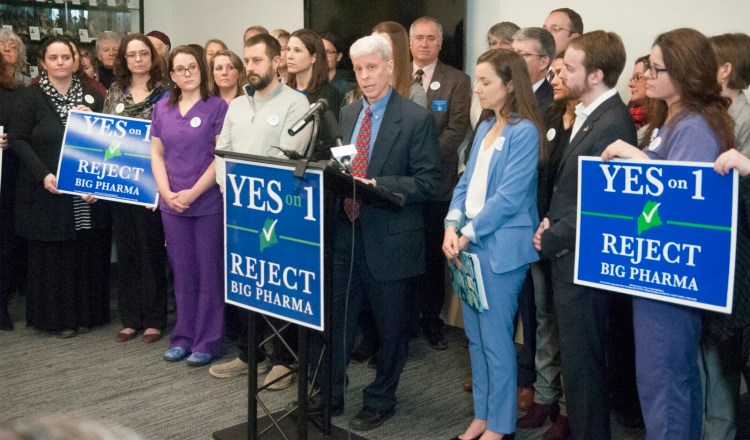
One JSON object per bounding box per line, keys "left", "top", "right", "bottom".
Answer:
{"left": 446, "top": 115, "right": 540, "bottom": 274}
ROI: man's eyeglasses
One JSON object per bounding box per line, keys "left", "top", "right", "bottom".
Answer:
{"left": 643, "top": 60, "right": 668, "bottom": 79}
{"left": 543, "top": 24, "right": 570, "bottom": 34}
{"left": 516, "top": 51, "right": 545, "bottom": 59}
{"left": 172, "top": 64, "right": 199, "bottom": 76}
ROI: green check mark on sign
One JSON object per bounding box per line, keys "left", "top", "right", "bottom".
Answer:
{"left": 260, "top": 218, "right": 279, "bottom": 252}
{"left": 637, "top": 201, "right": 662, "bottom": 235}
{"left": 104, "top": 140, "right": 122, "bottom": 161}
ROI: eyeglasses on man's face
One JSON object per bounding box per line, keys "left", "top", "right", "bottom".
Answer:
{"left": 172, "top": 64, "right": 199, "bottom": 76}
{"left": 543, "top": 24, "right": 570, "bottom": 34}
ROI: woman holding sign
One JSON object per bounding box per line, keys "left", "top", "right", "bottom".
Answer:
{"left": 443, "top": 49, "right": 541, "bottom": 440}
{"left": 602, "top": 28, "right": 735, "bottom": 440}
{"left": 151, "top": 45, "right": 228, "bottom": 366}
{"left": 104, "top": 34, "right": 168, "bottom": 344}
{"left": 10, "top": 35, "right": 110, "bottom": 338}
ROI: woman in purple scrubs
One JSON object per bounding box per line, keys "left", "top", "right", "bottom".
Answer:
{"left": 150, "top": 45, "right": 228, "bottom": 366}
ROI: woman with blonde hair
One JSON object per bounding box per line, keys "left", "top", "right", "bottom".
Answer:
{"left": 208, "top": 49, "right": 247, "bottom": 103}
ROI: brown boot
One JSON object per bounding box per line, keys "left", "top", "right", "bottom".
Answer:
{"left": 462, "top": 376, "right": 472, "bottom": 393}
{"left": 517, "top": 401, "right": 560, "bottom": 429}
{"left": 517, "top": 387, "right": 535, "bottom": 410}
{"left": 543, "top": 414, "right": 571, "bottom": 440}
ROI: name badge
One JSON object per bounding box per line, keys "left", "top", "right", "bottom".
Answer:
{"left": 432, "top": 99, "right": 448, "bottom": 113}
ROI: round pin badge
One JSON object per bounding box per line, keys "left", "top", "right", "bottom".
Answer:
{"left": 115, "top": 103, "right": 125, "bottom": 114}
{"left": 84, "top": 94, "right": 94, "bottom": 104}
{"left": 267, "top": 114, "right": 280, "bottom": 127}
{"left": 546, "top": 128, "right": 556, "bottom": 141}
{"left": 648, "top": 137, "right": 662, "bottom": 151}
{"left": 429, "top": 81, "right": 440, "bottom": 91}
{"left": 190, "top": 117, "right": 202, "bottom": 128}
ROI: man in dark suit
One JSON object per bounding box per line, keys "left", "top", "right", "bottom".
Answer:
{"left": 534, "top": 31, "right": 636, "bottom": 440}
{"left": 510, "top": 25, "right": 556, "bottom": 412}
{"left": 512, "top": 27, "right": 555, "bottom": 112}
{"left": 326, "top": 34, "right": 440, "bottom": 431}
{"left": 409, "top": 16, "right": 471, "bottom": 349}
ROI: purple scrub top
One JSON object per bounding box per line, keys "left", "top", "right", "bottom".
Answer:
{"left": 151, "top": 95, "right": 228, "bottom": 216}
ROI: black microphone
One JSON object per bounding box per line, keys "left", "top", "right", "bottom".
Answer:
{"left": 288, "top": 98, "right": 328, "bottom": 136}
{"left": 270, "top": 146, "right": 304, "bottom": 160}
{"left": 322, "top": 110, "right": 343, "bottom": 148}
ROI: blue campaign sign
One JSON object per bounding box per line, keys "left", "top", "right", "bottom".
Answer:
{"left": 224, "top": 158, "right": 324, "bottom": 330}
{"left": 575, "top": 157, "right": 737, "bottom": 313}
{"left": 56, "top": 110, "right": 158, "bottom": 207}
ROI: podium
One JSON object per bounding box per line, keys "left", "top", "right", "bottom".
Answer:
{"left": 212, "top": 152, "right": 403, "bottom": 440}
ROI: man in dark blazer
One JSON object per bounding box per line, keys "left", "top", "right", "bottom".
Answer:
{"left": 410, "top": 16, "right": 471, "bottom": 349}
{"left": 325, "top": 34, "right": 440, "bottom": 431}
{"left": 510, "top": 25, "right": 557, "bottom": 411}
{"left": 534, "top": 31, "right": 636, "bottom": 440}
{"left": 513, "top": 27, "right": 555, "bottom": 112}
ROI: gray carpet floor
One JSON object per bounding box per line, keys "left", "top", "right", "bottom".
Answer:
{"left": 0, "top": 294, "right": 650, "bottom": 439}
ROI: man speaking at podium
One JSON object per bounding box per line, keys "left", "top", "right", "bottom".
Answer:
{"left": 324, "top": 34, "right": 440, "bottom": 430}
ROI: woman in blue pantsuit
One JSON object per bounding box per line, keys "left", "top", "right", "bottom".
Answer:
{"left": 443, "top": 49, "right": 542, "bottom": 440}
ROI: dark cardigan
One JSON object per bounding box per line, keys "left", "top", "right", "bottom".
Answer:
{"left": 10, "top": 82, "right": 111, "bottom": 242}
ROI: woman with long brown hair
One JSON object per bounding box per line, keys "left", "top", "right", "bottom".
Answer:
{"left": 444, "top": 49, "right": 542, "bottom": 440}
{"left": 208, "top": 49, "right": 247, "bottom": 103}
{"left": 371, "top": 21, "right": 427, "bottom": 107}
{"left": 104, "top": 33, "right": 168, "bottom": 344}
{"left": 602, "top": 28, "right": 735, "bottom": 439}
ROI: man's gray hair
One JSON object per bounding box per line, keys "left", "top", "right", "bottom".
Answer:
{"left": 96, "top": 31, "right": 121, "bottom": 52}
{"left": 0, "top": 28, "right": 27, "bottom": 71}
{"left": 409, "top": 16, "right": 443, "bottom": 40}
{"left": 350, "top": 35, "right": 391, "bottom": 61}
{"left": 512, "top": 27, "right": 556, "bottom": 60}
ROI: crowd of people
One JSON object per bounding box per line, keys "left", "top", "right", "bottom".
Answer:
{"left": 1, "top": 6, "right": 750, "bottom": 440}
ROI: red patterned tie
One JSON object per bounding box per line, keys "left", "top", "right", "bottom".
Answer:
{"left": 344, "top": 107, "right": 373, "bottom": 221}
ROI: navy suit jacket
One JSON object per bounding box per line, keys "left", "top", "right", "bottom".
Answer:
{"left": 339, "top": 90, "right": 440, "bottom": 281}
{"left": 540, "top": 92, "right": 637, "bottom": 282}
{"left": 535, "top": 79, "right": 554, "bottom": 113}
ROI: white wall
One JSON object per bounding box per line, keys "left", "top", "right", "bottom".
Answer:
{"left": 142, "top": 0, "right": 748, "bottom": 100}
{"left": 467, "top": 0, "right": 750, "bottom": 100}
{"left": 143, "top": 0, "right": 304, "bottom": 57}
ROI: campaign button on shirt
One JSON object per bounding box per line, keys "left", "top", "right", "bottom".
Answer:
{"left": 190, "top": 116, "right": 202, "bottom": 128}
{"left": 430, "top": 81, "right": 440, "bottom": 91}
{"left": 547, "top": 128, "right": 556, "bottom": 141}
{"left": 115, "top": 103, "right": 125, "bottom": 114}
{"left": 267, "top": 114, "right": 280, "bottom": 126}
{"left": 84, "top": 94, "right": 95, "bottom": 104}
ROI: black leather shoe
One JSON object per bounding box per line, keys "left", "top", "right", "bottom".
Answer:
{"left": 351, "top": 338, "right": 378, "bottom": 363}
{"left": 425, "top": 325, "right": 448, "bottom": 350}
{"left": 287, "top": 394, "right": 344, "bottom": 417}
{"left": 350, "top": 406, "right": 394, "bottom": 431}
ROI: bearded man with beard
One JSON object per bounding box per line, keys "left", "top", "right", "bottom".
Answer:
{"left": 533, "top": 31, "right": 637, "bottom": 440}
{"left": 209, "top": 32, "right": 312, "bottom": 379}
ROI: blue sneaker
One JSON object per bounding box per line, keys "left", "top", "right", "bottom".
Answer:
{"left": 163, "top": 346, "right": 189, "bottom": 362}
{"left": 186, "top": 352, "right": 213, "bottom": 366}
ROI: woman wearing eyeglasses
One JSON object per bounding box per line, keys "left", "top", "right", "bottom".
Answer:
{"left": 104, "top": 33, "right": 169, "bottom": 345}
{"left": 627, "top": 55, "right": 651, "bottom": 146}
{"left": 151, "top": 45, "right": 228, "bottom": 365}
{"left": 0, "top": 29, "right": 30, "bottom": 87}
{"left": 602, "top": 28, "right": 735, "bottom": 439}
{"left": 208, "top": 49, "right": 248, "bottom": 104}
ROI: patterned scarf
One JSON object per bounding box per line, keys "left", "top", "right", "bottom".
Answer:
{"left": 38, "top": 71, "right": 83, "bottom": 124}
